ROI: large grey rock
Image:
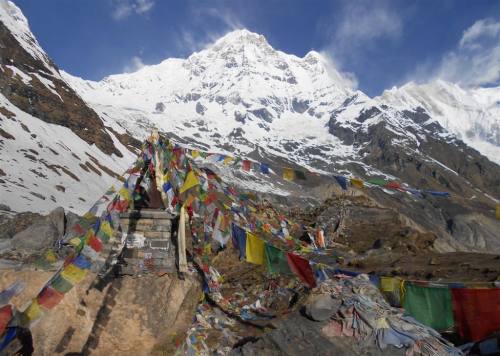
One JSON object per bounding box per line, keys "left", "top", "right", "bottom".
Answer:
{"left": 65, "top": 211, "right": 81, "bottom": 234}
{"left": 304, "top": 294, "right": 340, "bottom": 322}
{"left": 48, "top": 206, "right": 65, "bottom": 237}
{"left": 11, "top": 221, "right": 60, "bottom": 252}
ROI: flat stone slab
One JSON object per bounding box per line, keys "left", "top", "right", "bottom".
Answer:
{"left": 120, "top": 209, "right": 176, "bottom": 220}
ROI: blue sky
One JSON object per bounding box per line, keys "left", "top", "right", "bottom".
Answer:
{"left": 14, "top": 0, "right": 500, "bottom": 96}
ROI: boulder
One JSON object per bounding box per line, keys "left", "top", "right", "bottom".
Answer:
{"left": 304, "top": 294, "right": 340, "bottom": 322}
{"left": 48, "top": 207, "right": 65, "bottom": 237}
{"left": 10, "top": 221, "right": 60, "bottom": 252}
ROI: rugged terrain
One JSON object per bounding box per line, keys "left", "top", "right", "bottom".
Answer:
{"left": 0, "top": 1, "right": 499, "bottom": 354}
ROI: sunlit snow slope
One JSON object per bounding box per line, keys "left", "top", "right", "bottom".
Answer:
{"left": 0, "top": 0, "right": 136, "bottom": 214}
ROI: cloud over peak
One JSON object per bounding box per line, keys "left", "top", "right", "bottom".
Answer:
{"left": 111, "top": 0, "right": 155, "bottom": 21}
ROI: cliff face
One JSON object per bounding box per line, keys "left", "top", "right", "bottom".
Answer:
{"left": 0, "top": 270, "right": 201, "bottom": 355}
{"left": 0, "top": 22, "right": 122, "bottom": 156}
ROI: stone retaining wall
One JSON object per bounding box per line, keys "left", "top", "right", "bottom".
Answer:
{"left": 117, "top": 210, "right": 177, "bottom": 275}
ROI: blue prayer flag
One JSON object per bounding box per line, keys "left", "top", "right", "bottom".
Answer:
{"left": 334, "top": 176, "right": 348, "bottom": 190}
{"left": 260, "top": 163, "right": 270, "bottom": 174}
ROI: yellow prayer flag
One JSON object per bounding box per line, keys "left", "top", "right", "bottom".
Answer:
{"left": 245, "top": 232, "right": 265, "bottom": 265}
{"left": 496, "top": 204, "right": 500, "bottom": 220}
{"left": 191, "top": 150, "right": 200, "bottom": 159}
{"left": 61, "top": 264, "right": 87, "bottom": 285}
{"left": 82, "top": 212, "right": 96, "bottom": 221}
{"left": 223, "top": 156, "right": 233, "bottom": 165}
{"left": 380, "top": 276, "right": 401, "bottom": 292}
{"left": 101, "top": 221, "right": 113, "bottom": 237}
{"left": 180, "top": 171, "right": 200, "bottom": 194}
{"left": 119, "top": 187, "right": 131, "bottom": 201}
{"left": 23, "top": 299, "right": 42, "bottom": 323}
{"left": 69, "top": 238, "right": 81, "bottom": 247}
{"left": 283, "top": 168, "right": 295, "bottom": 181}
{"left": 350, "top": 178, "right": 364, "bottom": 189}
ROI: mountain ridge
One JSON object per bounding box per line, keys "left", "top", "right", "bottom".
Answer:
{"left": 1, "top": 3, "right": 499, "bottom": 252}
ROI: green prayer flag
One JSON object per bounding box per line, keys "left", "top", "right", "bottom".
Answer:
{"left": 367, "top": 178, "right": 387, "bottom": 186}
{"left": 403, "top": 283, "right": 454, "bottom": 330}
{"left": 265, "top": 244, "right": 291, "bottom": 275}
{"left": 51, "top": 275, "right": 74, "bottom": 294}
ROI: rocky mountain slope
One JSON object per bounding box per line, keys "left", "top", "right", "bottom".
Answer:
{"left": 0, "top": 1, "right": 498, "bottom": 252}
{"left": 0, "top": 0, "right": 139, "bottom": 214}
{"left": 63, "top": 30, "right": 500, "bottom": 251}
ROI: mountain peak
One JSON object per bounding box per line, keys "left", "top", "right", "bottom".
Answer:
{"left": 0, "top": 0, "right": 57, "bottom": 75}
{"left": 214, "top": 29, "right": 269, "bottom": 46}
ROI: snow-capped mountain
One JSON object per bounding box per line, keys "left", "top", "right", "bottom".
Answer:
{"left": 1, "top": 1, "right": 499, "bottom": 251}
{"left": 62, "top": 29, "right": 500, "bottom": 251}
{"left": 63, "top": 29, "right": 364, "bottom": 171}
{"left": 378, "top": 80, "right": 500, "bottom": 163}
{"left": 0, "top": 0, "right": 138, "bottom": 214}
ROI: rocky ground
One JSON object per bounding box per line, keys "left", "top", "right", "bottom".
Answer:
{"left": 0, "top": 192, "right": 499, "bottom": 355}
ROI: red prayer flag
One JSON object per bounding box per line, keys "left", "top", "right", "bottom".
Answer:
{"left": 38, "top": 287, "right": 64, "bottom": 310}
{"left": 242, "top": 160, "right": 251, "bottom": 172}
{"left": 88, "top": 235, "right": 103, "bottom": 252}
{"left": 72, "top": 223, "right": 84, "bottom": 235}
{"left": 451, "top": 288, "right": 500, "bottom": 341}
{"left": 0, "top": 305, "right": 13, "bottom": 336}
{"left": 204, "top": 192, "right": 218, "bottom": 206}
{"left": 385, "top": 181, "right": 403, "bottom": 190}
{"left": 286, "top": 253, "right": 317, "bottom": 289}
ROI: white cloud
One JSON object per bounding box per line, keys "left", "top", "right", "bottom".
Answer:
{"left": 459, "top": 18, "right": 500, "bottom": 48}
{"left": 334, "top": 1, "right": 402, "bottom": 45}
{"left": 319, "top": 51, "right": 359, "bottom": 90}
{"left": 174, "top": 5, "right": 244, "bottom": 55}
{"left": 318, "top": 0, "right": 403, "bottom": 90}
{"left": 435, "top": 18, "right": 500, "bottom": 87}
{"left": 111, "top": 0, "right": 155, "bottom": 21}
{"left": 123, "top": 56, "right": 146, "bottom": 73}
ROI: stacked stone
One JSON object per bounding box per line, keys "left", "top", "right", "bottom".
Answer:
{"left": 118, "top": 210, "right": 177, "bottom": 275}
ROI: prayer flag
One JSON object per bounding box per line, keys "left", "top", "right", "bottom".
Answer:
{"left": 350, "top": 178, "right": 364, "bottom": 188}
{"left": 231, "top": 224, "right": 247, "bottom": 259}
{"left": 98, "top": 220, "right": 113, "bottom": 243}
{"left": 180, "top": 171, "right": 200, "bottom": 194}
{"left": 223, "top": 156, "right": 233, "bottom": 165}
{"left": 294, "top": 170, "right": 307, "bottom": 180}
{"left": 118, "top": 187, "right": 130, "bottom": 201}
{"left": 367, "top": 178, "right": 387, "bottom": 186}
{"left": 334, "top": 176, "right": 347, "bottom": 190}
{"left": 315, "top": 229, "right": 325, "bottom": 249}
{"left": 425, "top": 191, "right": 451, "bottom": 197}
{"left": 287, "top": 253, "right": 317, "bottom": 288}
{"left": 38, "top": 287, "right": 64, "bottom": 310}
{"left": 191, "top": 150, "right": 200, "bottom": 159}
{"left": 72, "top": 255, "right": 91, "bottom": 270}
{"left": 403, "top": 283, "right": 454, "bottom": 330}
{"left": 88, "top": 235, "right": 103, "bottom": 253}
{"left": 22, "top": 300, "right": 42, "bottom": 325}
{"left": 61, "top": 264, "right": 87, "bottom": 285}
{"left": 496, "top": 204, "right": 500, "bottom": 220}
{"left": 242, "top": 160, "right": 251, "bottom": 172}
{"left": 451, "top": 288, "right": 500, "bottom": 341}
{"left": 0, "top": 305, "right": 12, "bottom": 336}
{"left": 380, "top": 276, "right": 403, "bottom": 307}
{"left": 283, "top": 168, "right": 295, "bottom": 181}
{"left": 245, "top": 232, "right": 265, "bottom": 265}
{"left": 265, "top": 244, "right": 291, "bottom": 275}
{"left": 385, "top": 181, "right": 402, "bottom": 190}
{"left": 260, "top": 163, "right": 270, "bottom": 174}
